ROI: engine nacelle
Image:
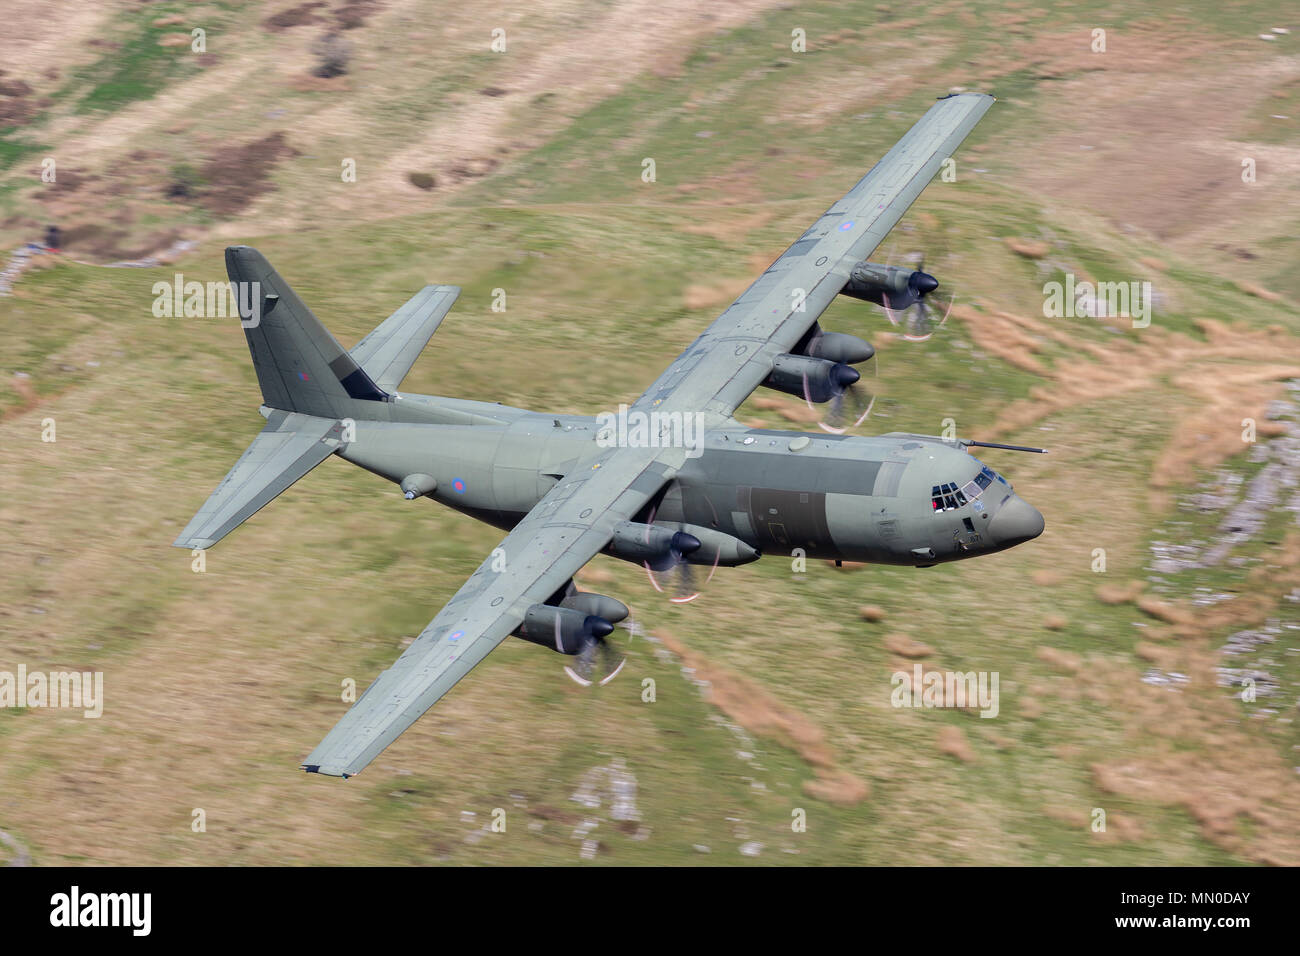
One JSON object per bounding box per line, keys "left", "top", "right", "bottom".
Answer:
{"left": 603, "top": 521, "right": 759, "bottom": 568}
{"left": 840, "top": 260, "right": 937, "bottom": 309}
{"left": 605, "top": 521, "right": 701, "bottom": 570}
{"left": 762, "top": 353, "right": 859, "bottom": 404}
{"left": 674, "top": 523, "right": 761, "bottom": 566}
{"left": 559, "top": 591, "right": 629, "bottom": 624}
{"left": 799, "top": 328, "right": 874, "bottom": 365}
{"left": 513, "top": 604, "right": 613, "bottom": 655}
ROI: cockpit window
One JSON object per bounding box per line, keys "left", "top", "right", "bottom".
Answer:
{"left": 980, "top": 464, "right": 1009, "bottom": 488}
{"left": 935, "top": 465, "right": 1015, "bottom": 512}
{"left": 931, "top": 481, "right": 969, "bottom": 512}
{"left": 935, "top": 461, "right": 1012, "bottom": 512}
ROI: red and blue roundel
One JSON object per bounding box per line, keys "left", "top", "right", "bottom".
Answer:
{"left": 297, "top": 371, "right": 311, "bottom": 382}
{"left": 452, "top": 477, "right": 466, "bottom": 494}
{"left": 449, "top": 630, "right": 464, "bottom": 643}
{"left": 839, "top": 220, "right": 855, "bottom": 231}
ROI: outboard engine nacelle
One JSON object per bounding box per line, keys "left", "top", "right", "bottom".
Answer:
{"left": 840, "top": 260, "right": 938, "bottom": 309}
{"left": 513, "top": 604, "right": 614, "bottom": 655}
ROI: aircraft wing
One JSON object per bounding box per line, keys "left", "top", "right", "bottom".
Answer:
{"left": 301, "top": 446, "right": 679, "bottom": 777}
{"left": 635, "top": 92, "right": 994, "bottom": 420}
{"left": 349, "top": 284, "right": 460, "bottom": 392}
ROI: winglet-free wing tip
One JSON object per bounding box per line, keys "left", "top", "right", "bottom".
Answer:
{"left": 301, "top": 761, "right": 355, "bottom": 779}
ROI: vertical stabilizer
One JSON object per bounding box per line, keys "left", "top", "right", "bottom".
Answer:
{"left": 226, "top": 245, "right": 387, "bottom": 417}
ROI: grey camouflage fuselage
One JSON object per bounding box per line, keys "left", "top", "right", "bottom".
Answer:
{"left": 325, "top": 391, "right": 1042, "bottom": 566}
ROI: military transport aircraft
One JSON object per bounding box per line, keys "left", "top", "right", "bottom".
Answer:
{"left": 174, "top": 92, "right": 1044, "bottom": 778}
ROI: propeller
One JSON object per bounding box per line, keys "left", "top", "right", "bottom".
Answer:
{"left": 882, "top": 256, "right": 952, "bottom": 342}
{"left": 563, "top": 615, "right": 626, "bottom": 687}
{"left": 824, "top": 366, "right": 876, "bottom": 432}
{"left": 650, "top": 549, "right": 723, "bottom": 604}
{"left": 642, "top": 506, "right": 720, "bottom": 604}
{"left": 645, "top": 530, "right": 701, "bottom": 572}
{"left": 800, "top": 329, "right": 878, "bottom": 434}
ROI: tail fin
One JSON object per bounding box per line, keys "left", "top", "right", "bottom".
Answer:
{"left": 227, "top": 245, "right": 387, "bottom": 417}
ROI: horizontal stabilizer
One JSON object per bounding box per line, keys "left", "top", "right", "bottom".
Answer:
{"left": 349, "top": 285, "right": 459, "bottom": 392}
{"left": 172, "top": 411, "right": 343, "bottom": 550}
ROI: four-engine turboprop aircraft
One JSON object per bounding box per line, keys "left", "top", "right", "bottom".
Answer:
{"left": 173, "top": 92, "right": 1043, "bottom": 778}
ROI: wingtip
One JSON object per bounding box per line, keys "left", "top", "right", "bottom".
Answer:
{"left": 937, "top": 91, "right": 996, "bottom": 102}
{"left": 301, "top": 760, "right": 355, "bottom": 779}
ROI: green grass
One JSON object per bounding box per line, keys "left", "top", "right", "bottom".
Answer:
{"left": 0, "top": 129, "right": 45, "bottom": 173}
{"left": 0, "top": 0, "right": 1297, "bottom": 866}
{"left": 64, "top": 6, "right": 209, "bottom": 113}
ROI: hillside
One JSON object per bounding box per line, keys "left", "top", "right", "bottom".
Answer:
{"left": 1, "top": 0, "right": 1298, "bottom": 865}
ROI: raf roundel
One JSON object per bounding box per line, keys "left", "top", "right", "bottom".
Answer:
{"left": 452, "top": 478, "right": 466, "bottom": 494}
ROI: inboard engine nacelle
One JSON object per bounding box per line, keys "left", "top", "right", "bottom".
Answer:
{"left": 513, "top": 604, "right": 614, "bottom": 655}
{"left": 799, "top": 329, "right": 875, "bottom": 365}
{"left": 761, "top": 353, "right": 859, "bottom": 404}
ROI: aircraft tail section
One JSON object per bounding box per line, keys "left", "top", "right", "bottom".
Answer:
{"left": 226, "top": 245, "right": 388, "bottom": 418}
{"left": 174, "top": 249, "right": 466, "bottom": 550}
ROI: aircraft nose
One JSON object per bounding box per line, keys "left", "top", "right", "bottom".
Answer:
{"left": 988, "top": 496, "right": 1044, "bottom": 547}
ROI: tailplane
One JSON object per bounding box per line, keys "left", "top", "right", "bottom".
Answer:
{"left": 227, "top": 245, "right": 387, "bottom": 418}
{"left": 349, "top": 283, "right": 459, "bottom": 392}
{"left": 173, "top": 411, "right": 347, "bottom": 549}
